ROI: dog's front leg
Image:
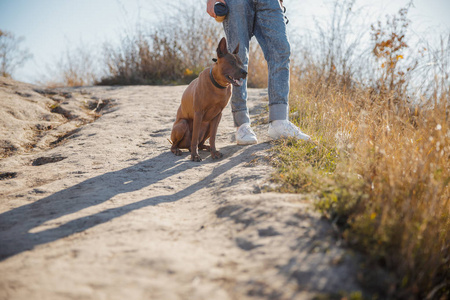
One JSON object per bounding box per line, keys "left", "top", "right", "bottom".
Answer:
{"left": 209, "top": 112, "right": 223, "bottom": 159}
{"left": 190, "top": 111, "right": 203, "bottom": 162}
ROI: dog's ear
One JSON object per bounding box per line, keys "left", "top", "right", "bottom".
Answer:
{"left": 233, "top": 43, "right": 240, "bottom": 55}
{"left": 217, "top": 37, "right": 228, "bottom": 58}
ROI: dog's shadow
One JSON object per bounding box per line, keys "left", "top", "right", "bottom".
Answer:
{"left": 0, "top": 144, "right": 264, "bottom": 260}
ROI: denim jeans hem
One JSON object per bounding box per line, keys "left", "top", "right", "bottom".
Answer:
{"left": 233, "top": 109, "right": 251, "bottom": 127}
{"left": 269, "top": 103, "right": 288, "bottom": 122}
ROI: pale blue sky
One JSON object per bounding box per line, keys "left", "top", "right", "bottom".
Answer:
{"left": 0, "top": 0, "right": 449, "bottom": 83}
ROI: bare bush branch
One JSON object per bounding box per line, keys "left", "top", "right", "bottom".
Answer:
{"left": 0, "top": 29, "right": 32, "bottom": 78}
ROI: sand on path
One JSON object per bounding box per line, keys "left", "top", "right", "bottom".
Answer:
{"left": 0, "top": 80, "right": 361, "bottom": 300}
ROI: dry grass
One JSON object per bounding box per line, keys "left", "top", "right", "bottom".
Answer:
{"left": 272, "top": 2, "right": 449, "bottom": 299}
{"left": 274, "top": 75, "right": 449, "bottom": 299}
{"left": 247, "top": 41, "right": 268, "bottom": 88}
{"left": 39, "top": 42, "right": 99, "bottom": 88}
{"left": 98, "top": 1, "right": 222, "bottom": 85}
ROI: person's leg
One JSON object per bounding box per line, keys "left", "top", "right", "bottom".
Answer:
{"left": 253, "top": 0, "right": 290, "bottom": 122}
{"left": 253, "top": 0, "right": 311, "bottom": 141}
{"left": 223, "top": 0, "right": 254, "bottom": 127}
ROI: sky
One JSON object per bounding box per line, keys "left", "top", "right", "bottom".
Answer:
{"left": 0, "top": 0, "right": 449, "bottom": 83}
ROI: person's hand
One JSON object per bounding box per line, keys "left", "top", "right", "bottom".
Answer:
{"left": 207, "top": 0, "right": 226, "bottom": 18}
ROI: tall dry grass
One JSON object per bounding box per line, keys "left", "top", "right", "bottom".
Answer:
{"left": 99, "top": 1, "right": 223, "bottom": 85}
{"left": 279, "top": 76, "right": 449, "bottom": 299}
{"left": 98, "top": 2, "right": 270, "bottom": 87}
{"left": 247, "top": 40, "right": 268, "bottom": 88}
{"left": 273, "top": 1, "right": 449, "bottom": 299}
{"left": 41, "top": 42, "right": 99, "bottom": 87}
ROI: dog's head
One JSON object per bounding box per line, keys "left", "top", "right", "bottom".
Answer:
{"left": 214, "top": 37, "right": 247, "bottom": 87}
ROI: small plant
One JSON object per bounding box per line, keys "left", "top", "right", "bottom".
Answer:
{"left": 370, "top": 2, "right": 417, "bottom": 105}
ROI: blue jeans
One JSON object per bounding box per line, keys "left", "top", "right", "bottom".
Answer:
{"left": 223, "top": 0, "right": 290, "bottom": 127}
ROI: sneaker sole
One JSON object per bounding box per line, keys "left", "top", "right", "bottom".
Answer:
{"left": 236, "top": 139, "right": 258, "bottom": 145}
{"left": 268, "top": 131, "right": 311, "bottom": 141}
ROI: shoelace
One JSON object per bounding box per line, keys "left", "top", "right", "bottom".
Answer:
{"left": 283, "top": 122, "right": 310, "bottom": 139}
{"left": 283, "top": 122, "right": 297, "bottom": 134}
{"left": 274, "top": 121, "right": 304, "bottom": 136}
{"left": 240, "top": 125, "right": 255, "bottom": 137}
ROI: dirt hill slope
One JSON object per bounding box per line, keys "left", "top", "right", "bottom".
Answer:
{"left": 0, "top": 80, "right": 361, "bottom": 300}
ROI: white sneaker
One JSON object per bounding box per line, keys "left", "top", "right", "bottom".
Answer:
{"left": 236, "top": 123, "right": 258, "bottom": 145}
{"left": 268, "top": 120, "right": 311, "bottom": 141}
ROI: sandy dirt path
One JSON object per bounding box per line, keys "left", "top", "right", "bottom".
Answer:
{"left": 0, "top": 84, "right": 361, "bottom": 300}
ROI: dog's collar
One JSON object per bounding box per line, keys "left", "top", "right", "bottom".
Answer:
{"left": 209, "top": 68, "right": 227, "bottom": 89}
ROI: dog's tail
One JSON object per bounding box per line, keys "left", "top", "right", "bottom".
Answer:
{"left": 167, "top": 138, "right": 173, "bottom": 145}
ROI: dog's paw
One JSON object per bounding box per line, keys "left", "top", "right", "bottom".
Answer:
{"left": 211, "top": 151, "right": 223, "bottom": 159}
{"left": 198, "top": 145, "right": 211, "bottom": 151}
{"left": 191, "top": 154, "right": 202, "bottom": 162}
{"left": 173, "top": 149, "right": 183, "bottom": 156}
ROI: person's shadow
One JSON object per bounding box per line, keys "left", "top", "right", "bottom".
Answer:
{"left": 0, "top": 144, "right": 263, "bottom": 261}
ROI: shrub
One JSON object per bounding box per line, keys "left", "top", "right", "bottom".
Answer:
{"left": 99, "top": 1, "right": 223, "bottom": 85}
{"left": 0, "top": 29, "right": 32, "bottom": 78}
{"left": 41, "top": 42, "right": 99, "bottom": 87}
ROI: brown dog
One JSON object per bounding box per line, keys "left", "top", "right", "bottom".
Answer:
{"left": 170, "top": 37, "right": 247, "bottom": 162}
